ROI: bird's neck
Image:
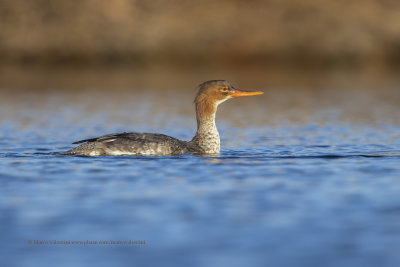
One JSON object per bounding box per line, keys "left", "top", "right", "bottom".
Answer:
{"left": 190, "top": 99, "right": 220, "bottom": 154}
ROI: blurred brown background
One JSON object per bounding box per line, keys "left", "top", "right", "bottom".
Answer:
{"left": 1, "top": 0, "right": 400, "bottom": 90}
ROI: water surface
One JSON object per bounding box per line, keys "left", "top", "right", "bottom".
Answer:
{"left": 1, "top": 86, "right": 400, "bottom": 267}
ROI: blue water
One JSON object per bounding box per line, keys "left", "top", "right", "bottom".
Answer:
{"left": 1, "top": 90, "right": 400, "bottom": 267}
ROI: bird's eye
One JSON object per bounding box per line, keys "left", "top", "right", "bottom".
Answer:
{"left": 222, "top": 87, "right": 228, "bottom": 92}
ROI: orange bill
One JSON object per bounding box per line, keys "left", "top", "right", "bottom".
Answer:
{"left": 230, "top": 89, "right": 264, "bottom": 97}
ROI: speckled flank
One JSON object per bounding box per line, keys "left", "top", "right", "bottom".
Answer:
{"left": 63, "top": 133, "right": 191, "bottom": 156}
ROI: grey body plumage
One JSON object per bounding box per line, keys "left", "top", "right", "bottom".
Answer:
{"left": 63, "top": 132, "right": 194, "bottom": 156}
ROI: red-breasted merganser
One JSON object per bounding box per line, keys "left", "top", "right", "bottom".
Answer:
{"left": 63, "top": 80, "right": 263, "bottom": 156}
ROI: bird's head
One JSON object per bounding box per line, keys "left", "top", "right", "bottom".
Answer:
{"left": 194, "top": 80, "right": 264, "bottom": 119}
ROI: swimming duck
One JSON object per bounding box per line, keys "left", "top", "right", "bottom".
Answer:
{"left": 63, "top": 80, "right": 263, "bottom": 156}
